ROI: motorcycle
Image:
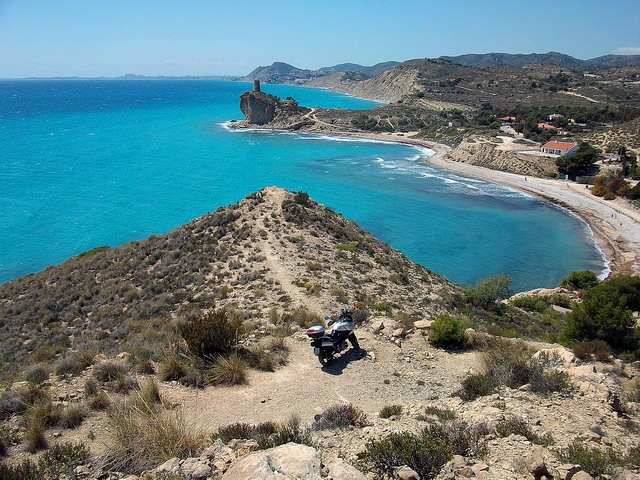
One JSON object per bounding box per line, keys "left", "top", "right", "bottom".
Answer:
{"left": 306, "top": 315, "right": 356, "bottom": 366}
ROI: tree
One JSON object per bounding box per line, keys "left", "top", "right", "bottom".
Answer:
{"left": 560, "top": 270, "right": 600, "bottom": 290}
{"left": 556, "top": 142, "right": 600, "bottom": 177}
{"left": 463, "top": 274, "right": 512, "bottom": 311}
{"left": 563, "top": 275, "right": 640, "bottom": 352}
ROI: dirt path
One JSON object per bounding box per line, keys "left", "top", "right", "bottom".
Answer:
{"left": 162, "top": 328, "right": 478, "bottom": 434}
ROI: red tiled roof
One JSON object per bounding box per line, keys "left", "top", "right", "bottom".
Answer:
{"left": 538, "top": 123, "right": 557, "bottom": 130}
{"left": 500, "top": 116, "right": 516, "bottom": 121}
{"left": 541, "top": 141, "right": 579, "bottom": 151}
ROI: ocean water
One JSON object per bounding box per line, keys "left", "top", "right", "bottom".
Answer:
{"left": 0, "top": 80, "right": 604, "bottom": 291}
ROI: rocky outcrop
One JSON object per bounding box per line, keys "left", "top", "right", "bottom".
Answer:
{"left": 238, "top": 87, "right": 312, "bottom": 128}
{"left": 447, "top": 136, "right": 558, "bottom": 177}
{"left": 239, "top": 90, "right": 278, "bottom": 125}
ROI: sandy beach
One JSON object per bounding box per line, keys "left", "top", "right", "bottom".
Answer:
{"left": 321, "top": 130, "right": 640, "bottom": 279}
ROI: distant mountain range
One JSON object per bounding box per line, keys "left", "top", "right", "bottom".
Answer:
{"left": 440, "top": 52, "right": 640, "bottom": 69}
{"left": 239, "top": 61, "right": 400, "bottom": 84}
{"left": 240, "top": 52, "right": 640, "bottom": 86}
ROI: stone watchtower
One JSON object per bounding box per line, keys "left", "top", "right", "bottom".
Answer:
{"left": 253, "top": 80, "right": 261, "bottom": 92}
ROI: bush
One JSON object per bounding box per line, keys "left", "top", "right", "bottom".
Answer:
{"left": 509, "top": 295, "right": 549, "bottom": 313}
{"left": 429, "top": 315, "right": 467, "bottom": 348}
{"left": 38, "top": 441, "right": 90, "bottom": 480}
{"left": 312, "top": 404, "right": 368, "bottom": 430}
{"left": 208, "top": 352, "right": 247, "bottom": 385}
{"left": 179, "top": 309, "right": 244, "bottom": 358}
{"left": 563, "top": 275, "right": 640, "bottom": 352}
{"left": 0, "top": 460, "right": 40, "bottom": 480}
{"left": 24, "top": 364, "right": 49, "bottom": 385}
{"left": 364, "top": 421, "right": 486, "bottom": 480}
{"left": 572, "top": 340, "right": 612, "bottom": 362}
{"left": 0, "top": 425, "right": 19, "bottom": 456}
{"left": 379, "top": 405, "right": 403, "bottom": 418}
{"left": 495, "top": 417, "right": 554, "bottom": 445}
{"left": 456, "top": 340, "right": 572, "bottom": 400}
{"left": 556, "top": 441, "right": 620, "bottom": 477}
{"left": 423, "top": 407, "right": 457, "bottom": 422}
{"left": 560, "top": 270, "right": 599, "bottom": 290}
{"left": 281, "top": 307, "right": 323, "bottom": 328}
{"left": 213, "top": 416, "right": 312, "bottom": 449}
{"left": 455, "top": 373, "right": 498, "bottom": 401}
{"left": 462, "top": 274, "right": 512, "bottom": 311}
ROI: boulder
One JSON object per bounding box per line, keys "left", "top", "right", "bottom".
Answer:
{"left": 153, "top": 457, "right": 180, "bottom": 475}
{"left": 222, "top": 442, "right": 321, "bottom": 480}
{"left": 528, "top": 447, "right": 549, "bottom": 476}
{"left": 324, "top": 457, "right": 367, "bottom": 480}
{"left": 413, "top": 320, "right": 433, "bottom": 330}
{"left": 396, "top": 465, "right": 420, "bottom": 479}
{"left": 181, "top": 458, "right": 211, "bottom": 479}
{"left": 572, "top": 472, "right": 594, "bottom": 480}
{"left": 371, "top": 320, "right": 385, "bottom": 333}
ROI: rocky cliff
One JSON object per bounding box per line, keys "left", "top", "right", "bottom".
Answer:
{"left": 305, "top": 67, "right": 421, "bottom": 103}
{"left": 446, "top": 136, "right": 558, "bottom": 177}
{"left": 238, "top": 89, "right": 312, "bottom": 128}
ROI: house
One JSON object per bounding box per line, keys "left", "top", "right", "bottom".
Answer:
{"left": 537, "top": 123, "right": 558, "bottom": 130}
{"left": 499, "top": 116, "right": 516, "bottom": 123}
{"left": 541, "top": 141, "right": 579, "bottom": 155}
{"left": 548, "top": 113, "right": 564, "bottom": 121}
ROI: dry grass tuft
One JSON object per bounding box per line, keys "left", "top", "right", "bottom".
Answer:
{"left": 98, "top": 399, "right": 204, "bottom": 475}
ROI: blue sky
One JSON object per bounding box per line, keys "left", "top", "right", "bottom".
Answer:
{"left": 1, "top": 0, "right": 639, "bottom": 78}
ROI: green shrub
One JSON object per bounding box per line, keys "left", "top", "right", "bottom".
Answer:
{"left": 495, "top": 417, "right": 554, "bottom": 446}
{"left": 0, "top": 424, "right": 20, "bottom": 456}
{"left": 560, "top": 270, "right": 600, "bottom": 290}
{"left": 509, "top": 295, "right": 549, "bottom": 313}
{"left": 455, "top": 374, "right": 498, "bottom": 401}
{"left": 370, "top": 301, "right": 392, "bottom": 313}
{"left": 38, "top": 441, "right": 90, "bottom": 480}
{"left": 462, "top": 274, "right": 512, "bottom": 311}
{"left": 84, "top": 378, "right": 100, "bottom": 397}
{"left": 178, "top": 309, "right": 245, "bottom": 358}
{"left": 208, "top": 352, "right": 247, "bottom": 385}
{"left": 281, "top": 307, "right": 323, "bottom": 328}
{"left": 312, "top": 404, "right": 368, "bottom": 430}
{"left": 213, "top": 416, "right": 312, "bottom": 449}
{"left": 429, "top": 315, "right": 467, "bottom": 348}
{"left": 364, "top": 421, "right": 486, "bottom": 480}
{"left": 564, "top": 275, "right": 640, "bottom": 352}
{"left": 423, "top": 407, "right": 457, "bottom": 422}
{"left": 379, "top": 405, "right": 403, "bottom": 418}
{"left": 556, "top": 441, "right": 620, "bottom": 477}
{"left": 0, "top": 460, "right": 40, "bottom": 480}
{"left": 335, "top": 241, "right": 359, "bottom": 252}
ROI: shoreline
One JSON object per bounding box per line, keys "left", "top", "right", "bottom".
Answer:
{"left": 304, "top": 129, "right": 640, "bottom": 280}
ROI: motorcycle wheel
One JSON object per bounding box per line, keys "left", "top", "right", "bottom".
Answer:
{"left": 318, "top": 348, "right": 334, "bottom": 366}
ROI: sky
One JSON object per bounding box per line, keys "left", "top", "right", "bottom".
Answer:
{"left": 1, "top": 0, "right": 639, "bottom": 78}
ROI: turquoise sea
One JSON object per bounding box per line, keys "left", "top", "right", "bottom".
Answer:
{"left": 0, "top": 80, "right": 605, "bottom": 291}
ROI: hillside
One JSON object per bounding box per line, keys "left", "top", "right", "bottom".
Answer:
{"left": 0, "top": 187, "right": 454, "bottom": 378}
{"left": 441, "top": 51, "right": 640, "bottom": 69}
{"left": 1, "top": 188, "right": 640, "bottom": 480}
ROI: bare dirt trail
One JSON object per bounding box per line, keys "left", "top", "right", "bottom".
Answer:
{"left": 162, "top": 328, "right": 478, "bottom": 435}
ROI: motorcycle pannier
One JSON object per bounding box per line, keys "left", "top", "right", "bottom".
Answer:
{"left": 306, "top": 325, "right": 325, "bottom": 339}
